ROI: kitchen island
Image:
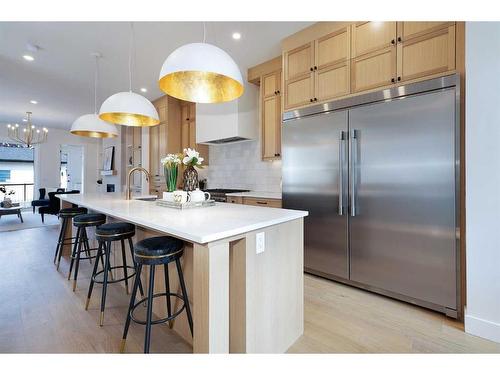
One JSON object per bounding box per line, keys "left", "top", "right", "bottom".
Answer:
{"left": 59, "top": 193, "right": 307, "bottom": 353}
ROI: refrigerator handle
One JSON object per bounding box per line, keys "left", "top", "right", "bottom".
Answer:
{"left": 350, "top": 129, "right": 358, "bottom": 217}
{"left": 338, "top": 131, "right": 346, "bottom": 215}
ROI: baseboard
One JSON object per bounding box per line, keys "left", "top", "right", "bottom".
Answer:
{"left": 465, "top": 313, "right": 500, "bottom": 344}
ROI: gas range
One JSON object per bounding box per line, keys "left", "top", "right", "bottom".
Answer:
{"left": 205, "top": 188, "right": 250, "bottom": 202}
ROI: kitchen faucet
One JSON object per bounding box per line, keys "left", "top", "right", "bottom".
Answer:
{"left": 126, "top": 167, "right": 151, "bottom": 200}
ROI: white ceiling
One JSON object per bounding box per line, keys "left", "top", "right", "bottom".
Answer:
{"left": 0, "top": 22, "right": 311, "bottom": 129}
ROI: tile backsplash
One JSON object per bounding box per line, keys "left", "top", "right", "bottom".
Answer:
{"left": 206, "top": 140, "right": 282, "bottom": 192}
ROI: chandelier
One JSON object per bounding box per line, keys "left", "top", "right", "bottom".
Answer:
{"left": 6, "top": 112, "right": 48, "bottom": 148}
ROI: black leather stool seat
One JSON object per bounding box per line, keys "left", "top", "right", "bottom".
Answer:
{"left": 59, "top": 207, "right": 87, "bottom": 218}
{"left": 73, "top": 213, "right": 106, "bottom": 227}
{"left": 95, "top": 222, "right": 135, "bottom": 241}
{"left": 134, "top": 236, "right": 184, "bottom": 265}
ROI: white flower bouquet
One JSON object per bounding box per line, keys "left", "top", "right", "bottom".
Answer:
{"left": 161, "top": 153, "right": 182, "bottom": 192}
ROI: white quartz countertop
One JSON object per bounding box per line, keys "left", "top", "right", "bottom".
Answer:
{"left": 60, "top": 193, "right": 307, "bottom": 244}
{"left": 225, "top": 191, "right": 282, "bottom": 199}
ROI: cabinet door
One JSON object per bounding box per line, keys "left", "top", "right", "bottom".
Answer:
{"left": 352, "top": 21, "right": 397, "bottom": 57}
{"left": 351, "top": 46, "right": 396, "bottom": 93}
{"left": 398, "top": 21, "right": 454, "bottom": 41}
{"left": 316, "top": 26, "right": 350, "bottom": 69}
{"left": 262, "top": 72, "right": 279, "bottom": 99}
{"left": 149, "top": 125, "right": 159, "bottom": 177}
{"left": 284, "top": 42, "right": 314, "bottom": 80}
{"left": 262, "top": 95, "right": 279, "bottom": 159}
{"left": 284, "top": 74, "right": 314, "bottom": 110}
{"left": 397, "top": 25, "right": 455, "bottom": 83}
{"left": 316, "top": 60, "right": 350, "bottom": 102}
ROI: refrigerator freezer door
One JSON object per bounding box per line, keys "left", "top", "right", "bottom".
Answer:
{"left": 349, "top": 89, "right": 457, "bottom": 308}
{"left": 282, "top": 110, "right": 349, "bottom": 279}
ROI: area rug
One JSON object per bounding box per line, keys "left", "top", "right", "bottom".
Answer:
{"left": 0, "top": 210, "right": 59, "bottom": 232}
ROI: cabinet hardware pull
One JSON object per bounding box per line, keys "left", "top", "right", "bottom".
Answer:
{"left": 314, "top": 98, "right": 318, "bottom": 101}
{"left": 391, "top": 78, "right": 395, "bottom": 83}
{"left": 310, "top": 98, "right": 313, "bottom": 102}
{"left": 256, "top": 201, "right": 267, "bottom": 205}
{"left": 397, "top": 36, "right": 402, "bottom": 42}
{"left": 277, "top": 90, "right": 280, "bottom": 94}
{"left": 274, "top": 91, "right": 277, "bottom": 95}
{"left": 397, "top": 76, "right": 401, "bottom": 81}
{"left": 310, "top": 67, "right": 314, "bottom": 72}
{"left": 391, "top": 39, "right": 395, "bottom": 44}
{"left": 314, "top": 66, "right": 318, "bottom": 70}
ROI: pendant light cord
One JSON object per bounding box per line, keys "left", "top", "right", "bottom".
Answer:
{"left": 94, "top": 55, "right": 98, "bottom": 114}
{"left": 129, "top": 22, "right": 134, "bottom": 92}
{"left": 203, "top": 21, "right": 206, "bottom": 43}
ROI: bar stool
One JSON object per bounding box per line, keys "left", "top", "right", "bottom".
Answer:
{"left": 54, "top": 206, "right": 88, "bottom": 270}
{"left": 68, "top": 213, "right": 107, "bottom": 291}
{"left": 85, "top": 222, "right": 144, "bottom": 326}
{"left": 120, "top": 236, "right": 193, "bottom": 354}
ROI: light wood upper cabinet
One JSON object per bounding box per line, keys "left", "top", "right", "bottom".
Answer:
{"left": 284, "top": 74, "right": 314, "bottom": 109}
{"left": 397, "top": 24, "right": 455, "bottom": 83}
{"left": 284, "top": 42, "right": 314, "bottom": 80}
{"left": 180, "top": 102, "right": 209, "bottom": 166}
{"left": 352, "top": 22, "right": 397, "bottom": 57}
{"left": 262, "top": 71, "right": 281, "bottom": 160}
{"left": 284, "top": 26, "right": 351, "bottom": 109}
{"left": 352, "top": 46, "right": 396, "bottom": 92}
{"left": 398, "top": 21, "right": 454, "bottom": 41}
{"left": 316, "top": 27, "right": 350, "bottom": 69}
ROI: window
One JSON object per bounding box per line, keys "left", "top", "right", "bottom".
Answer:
{"left": 0, "top": 170, "right": 11, "bottom": 182}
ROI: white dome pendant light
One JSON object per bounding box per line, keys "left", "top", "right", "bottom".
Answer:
{"left": 71, "top": 53, "right": 118, "bottom": 138}
{"left": 99, "top": 23, "right": 159, "bottom": 127}
{"left": 158, "top": 23, "right": 244, "bottom": 103}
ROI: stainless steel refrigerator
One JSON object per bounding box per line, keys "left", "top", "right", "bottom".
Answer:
{"left": 282, "top": 75, "right": 461, "bottom": 318}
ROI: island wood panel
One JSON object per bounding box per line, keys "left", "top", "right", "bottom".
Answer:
{"left": 351, "top": 21, "right": 397, "bottom": 57}
{"left": 351, "top": 46, "right": 397, "bottom": 92}
{"left": 230, "top": 219, "right": 304, "bottom": 353}
{"left": 227, "top": 196, "right": 243, "bottom": 204}
{"left": 397, "top": 25, "right": 456, "bottom": 83}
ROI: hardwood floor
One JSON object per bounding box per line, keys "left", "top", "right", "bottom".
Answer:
{"left": 0, "top": 225, "right": 499, "bottom": 353}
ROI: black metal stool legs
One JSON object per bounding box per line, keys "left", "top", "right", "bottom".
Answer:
{"left": 85, "top": 241, "right": 103, "bottom": 310}
{"left": 120, "top": 239, "right": 129, "bottom": 294}
{"left": 120, "top": 264, "right": 143, "bottom": 353}
{"left": 144, "top": 265, "right": 156, "bottom": 353}
{"left": 54, "top": 217, "right": 68, "bottom": 266}
{"left": 128, "top": 237, "right": 144, "bottom": 298}
{"left": 176, "top": 258, "right": 193, "bottom": 336}
{"left": 164, "top": 264, "right": 173, "bottom": 329}
{"left": 67, "top": 226, "right": 81, "bottom": 279}
{"left": 99, "top": 240, "right": 112, "bottom": 326}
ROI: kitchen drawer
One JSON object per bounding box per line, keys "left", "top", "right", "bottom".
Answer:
{"left": 227, "top": 196, "right": 243, "bottom": 204}
{"left": 243, "top": 197, "right": 282, "bottom": 208}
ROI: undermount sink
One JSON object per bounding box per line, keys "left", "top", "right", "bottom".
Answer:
{"left": 132, "top": 196, "right": 157, "bottom": 202}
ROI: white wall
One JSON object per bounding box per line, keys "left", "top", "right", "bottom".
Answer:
{"left": 0, "top": 126, "right": 101, "bottom": 194}
{"left": 465, "top": 22, "right": 500, "bottom": 343}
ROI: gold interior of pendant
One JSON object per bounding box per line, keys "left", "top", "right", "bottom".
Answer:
{"left": 158, "top": 71, "right": 244, "bottom": 103}
{"left": 99, "top": 112, "right": 159, "bottom": 127}
{"left": 70, "top": 130, "right": 118, "bottom": 138}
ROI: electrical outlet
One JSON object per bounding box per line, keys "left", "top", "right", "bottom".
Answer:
{"left": 256, "top": 232, "right": 265, "bottom": 254}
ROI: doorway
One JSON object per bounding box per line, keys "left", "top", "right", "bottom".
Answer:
{"left": 60, "top": 145, "right": 84, "bottom": 192}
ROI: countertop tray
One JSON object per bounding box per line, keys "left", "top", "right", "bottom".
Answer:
{"left": 155, "top": 199, "right": 216, "bottom": 210}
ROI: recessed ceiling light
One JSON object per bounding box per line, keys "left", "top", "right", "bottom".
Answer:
{"left": 23, "top": 55, "right": 35, "bottom": 61}
{"left": 140, "top": 87, "right": 147, "bottom": 93}
{"left": 30, "top": 100, "right": 38, "bottom": 104}
{"left": 232, "top": 32, "right": 241, "bottom": 40}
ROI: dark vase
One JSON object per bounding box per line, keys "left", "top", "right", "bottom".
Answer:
{"left": 183, "top": 166, "right": 198, "bottom": 191}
